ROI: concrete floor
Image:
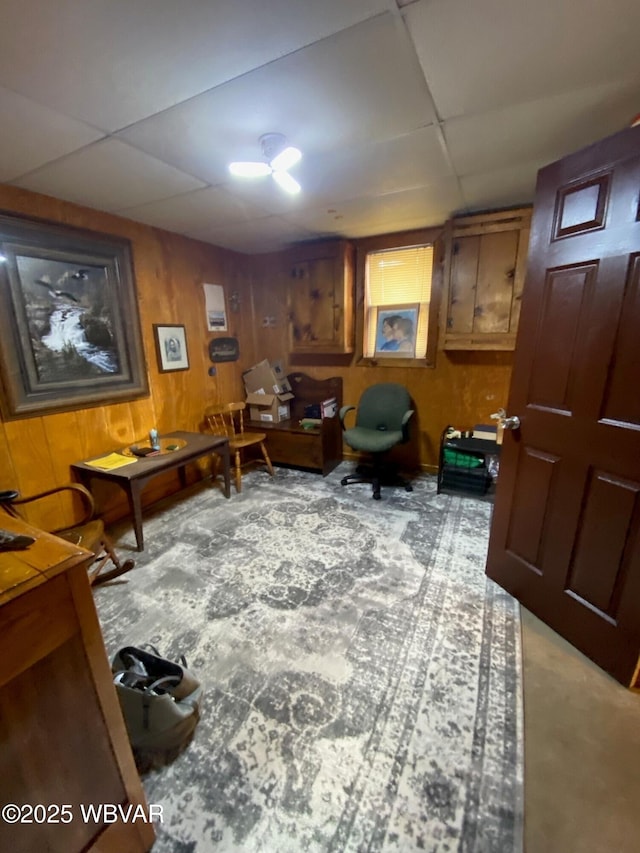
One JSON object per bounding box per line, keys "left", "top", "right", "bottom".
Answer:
{"left": 521, "top": 608, "right": 640, "bottom": 853}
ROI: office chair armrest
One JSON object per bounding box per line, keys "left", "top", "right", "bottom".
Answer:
{"left": 401, "top": 409, "right": 414, "bottom": 441}
{"left": 4, "top": 483, "right": 97, "bottom": 530}
{"left": 339, "top": 405, "right": 356, "bottom": 428}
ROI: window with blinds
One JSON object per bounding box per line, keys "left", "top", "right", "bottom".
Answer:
{"left": 364, "top": 244, "right": 434, "bottom": 358}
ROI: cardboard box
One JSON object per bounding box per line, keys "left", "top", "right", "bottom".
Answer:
{"left": 246, "top": 390, "right": 293, "bottom": 423}
{"left": 243, "top": 358, "right": 294, "bottom": 422}
{"left": 242, "top": 358, "right": 292, "bottom": 396}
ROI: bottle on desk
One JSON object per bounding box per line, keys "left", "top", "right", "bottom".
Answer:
{"left": 149, "top": 428, "right": 160, "bottom": 450}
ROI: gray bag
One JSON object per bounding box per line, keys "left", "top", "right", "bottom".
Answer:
{"left": 112, "top": 645, "right": 202, "bottom": 773}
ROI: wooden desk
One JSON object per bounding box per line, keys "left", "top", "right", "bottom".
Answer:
{"left": 0, "top": 516, "right": 154, "bottom": 852}
{"left": 71, "top": 430, "right": 230, "bottom": 551}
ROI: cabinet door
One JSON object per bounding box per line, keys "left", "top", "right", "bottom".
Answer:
{"left": 441, "top": 208, "right": 531, "bottom": 350}
{"left": 290, "top": 256, "right": 340, "bottom": 349}
{"left": 287, "top": 241, "right": 354, "bottom": 354}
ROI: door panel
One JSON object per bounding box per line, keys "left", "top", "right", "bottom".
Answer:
{"left": 567, "top": 470, "right": 640, "bottom": 617}
{"left": 505, "top": 446, "right": 558, "bottom": 572}
{"left": 601, "top": 252, "right": 640, "bottom": 426}
{"left": 528, "top": 263, "right": 598, "bottom": 412}
{"left": 552, "top": 173, "right": 610, "bottom": 238}
{"left": 486, "top": 124, "right": 640, "bottom": 685}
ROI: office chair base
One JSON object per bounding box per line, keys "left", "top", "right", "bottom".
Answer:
{"left": 341, "top": 465, "right": 413, "bottom": 500}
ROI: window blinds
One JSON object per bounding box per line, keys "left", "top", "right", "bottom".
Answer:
{"left": 365, "top": 245, "right": 434, "bottom": 357}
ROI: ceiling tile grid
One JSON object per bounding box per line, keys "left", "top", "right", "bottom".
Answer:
{"left": 0, "top": 0, "right": 638, "bottom": 253}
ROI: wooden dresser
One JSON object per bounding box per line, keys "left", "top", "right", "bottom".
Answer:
{"left": 0, "top": 516, "right": 154, "bottom": 853}
{"left": 249, "top": 373, "right": 343, "bottom": 476}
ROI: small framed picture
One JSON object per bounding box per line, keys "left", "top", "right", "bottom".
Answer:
{"left": 373, "top": 304, "right": 419, "bottom": 358}
{"left": 153, "top": 324, "right": 189, "bottom": 372}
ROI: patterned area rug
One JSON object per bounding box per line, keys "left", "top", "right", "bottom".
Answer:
{"left": 95, "top": 463, "right": 523, "bottom": 852}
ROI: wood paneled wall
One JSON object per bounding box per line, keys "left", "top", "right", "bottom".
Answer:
{"left": 0, "top": 186, "right": 253, "bottom": 529}
{"left": 0, "top": 185, "right": 513, "bottom": 532}
{"left": 245, "top": 249, "right": 514, "bottom": 473}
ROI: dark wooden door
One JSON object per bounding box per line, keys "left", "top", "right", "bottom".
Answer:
{"left": 486, "top": 124, "right": 640, "bottom": 686}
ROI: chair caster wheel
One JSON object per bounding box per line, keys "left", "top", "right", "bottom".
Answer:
{"left": 405, "top": 485, "right": 413, "bottom": 492}
{"left": 373, "top": 492, "right": 381, "bottom": 500}
{"left": 341, "top": 478, "right": 348, "bottom": 486}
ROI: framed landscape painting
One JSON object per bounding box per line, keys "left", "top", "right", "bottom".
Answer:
{"left": 0, "top": 213, "right": 148, "bottom": 419}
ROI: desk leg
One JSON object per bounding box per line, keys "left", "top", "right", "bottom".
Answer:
{"left": 126, "top": 482, "right": 145, "bottom": 551}
{"left": 178, "top": 465, "right": 187, "bottom": 490}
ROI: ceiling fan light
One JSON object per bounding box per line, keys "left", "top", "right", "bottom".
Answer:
{"left": 271, "top": 146, "right": 302, "bottom": 172}
{"left": 273, "top": 170, "right": 301, "bottom": 195}
{"left": 229, "top": 161, "right": 271, "bottom": 177}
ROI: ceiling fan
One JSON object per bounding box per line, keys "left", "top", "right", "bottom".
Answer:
{"left": 228, "top": 133, "right": 302, "bottom": 195}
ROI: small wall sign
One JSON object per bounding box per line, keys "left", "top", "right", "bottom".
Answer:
{"left": 208, "top": 337, "right": 239, "bottom": 363}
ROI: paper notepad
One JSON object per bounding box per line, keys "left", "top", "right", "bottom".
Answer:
{"left": 85, "top": 452, "right": 138, "bottom": 471}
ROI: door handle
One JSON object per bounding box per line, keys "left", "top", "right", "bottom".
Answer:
{"left": 502, "top": 415, "right": 520, "bottom": 430}
{"left": 491, "top": 409, "right": 521, "bottom": 432}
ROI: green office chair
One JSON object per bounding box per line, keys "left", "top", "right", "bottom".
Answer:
{"left": 339, "top": 383, "right": 414, "bottom": 500}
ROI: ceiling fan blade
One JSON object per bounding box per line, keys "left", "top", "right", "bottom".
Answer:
{"left": 270, "top": 146, "right": 301, "bottom": 172}
{"left": 272, "top": 170, "right": 301, "bottom": 195}
{"left": 228, "top": 161, "right": 271, "bottom": 177}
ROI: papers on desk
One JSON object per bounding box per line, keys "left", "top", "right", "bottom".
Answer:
{"left": 85, "top": 452, "right": 138, "bottom": 471}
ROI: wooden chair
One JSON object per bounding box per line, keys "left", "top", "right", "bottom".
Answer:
{"left": 0, "top": 484, "right": 135, "bottom": 586}
{"left": 204, "top": 402, "right": 274, "bottom": 493}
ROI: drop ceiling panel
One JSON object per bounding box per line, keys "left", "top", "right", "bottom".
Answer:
{"left": 288, "top": 179, "right": 465, "bottom": 238}
{"left": 405, "top": 0, "right": 640, "bottom": 120}
{"left": 0, "top": 0, "right": 393, "bottom": 131}
{"left": 187, "top": 216, "right": 315, "bottom": 255}
{"left": 213, "top": 178, "right": 310, "bottom": 218}
{"left": 460, "top": 160, "right": 545, "bottom": 211}
{"left": 0, "top": 87, "right": 104, "bottom": 182}
{"left": 11, "top": 139, "right": 206, "bottom": 211}
{"left": 1, "top": 1, "right": 639, "bottom": 254}
{"left": 298, "top": 127, "right": 453, "bottom": 202}
{"left": 208, "top": 126, "right": 452, "bottom": 218}
{"left": 119, "top": 187, "right": 271, "bottom": 233}
{"left": 445, "top": 80, "right": 640, "bottom": 177}
{"left": 118, "top": 13, "right": 437, "bottom": 185}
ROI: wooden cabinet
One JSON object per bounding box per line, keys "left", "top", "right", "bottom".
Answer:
{"left": 440, "top": 207, "right": 532, "bottom": 350}
{"left": 0, "top": 516, "right": 154, "bottom": 853}
{"left": 249, "top": 373, "right": 343, "bottom": 475}
{"left": 286, "top": 240, "right": 355, "bottom": 354}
